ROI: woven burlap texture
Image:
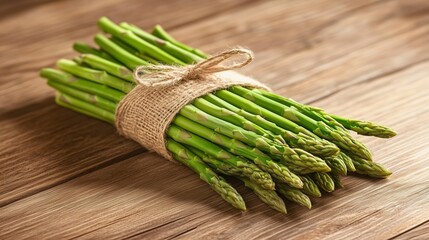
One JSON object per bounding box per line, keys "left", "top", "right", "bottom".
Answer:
{"left": 115, "top": 48, "right": 270, "bottom": 161}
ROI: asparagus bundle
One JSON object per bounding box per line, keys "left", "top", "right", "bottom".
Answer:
{"left": 40, "top": 17, "right": 396, "bottom": 213}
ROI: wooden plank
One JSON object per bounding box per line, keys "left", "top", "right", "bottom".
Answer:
{"left": 0, "top": 0, "right": 388, "bottom": 206}
{"left": 168, "top": 0, "right": 429, "bottom": 105}
{"left": 1, "top": 59, "right": 427, "bottom": 240}
{"left": 393, "top": 220, "right": 429, "bottom": 240}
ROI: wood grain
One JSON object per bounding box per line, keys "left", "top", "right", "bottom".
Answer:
{"left": 394, "top": 221, "right": 429, "bottom": 239}
{"left": 1, "top": 0, "right": 428, "bottom": 239}
{"left": 1, "top": 61, "right": 428, "bottom": 240}
{"left": 0, "top": 0, "right": 388, "bottom": 206}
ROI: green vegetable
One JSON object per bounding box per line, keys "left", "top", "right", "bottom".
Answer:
{"left": 167, "top": 139, "right": 246, "bottom": 210}
{"left": 312, "top": 172, "right": 335, "bottom": 193}
{"left": 276, "top": 182, "right": 312, "bottom": 209}
{"left": 253, "top": 89, "right": 396, "bottom": 138}
{"left": 39, "top": 17, "right": 396, "bottom": 213}
{"left": 166, "top": 125, "right": 275, "bottom": 190}
{"left": 240, "top": 177, "right": 287, "bottom": 213}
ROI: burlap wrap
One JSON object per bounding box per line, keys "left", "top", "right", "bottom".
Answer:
{"left": 115, "top": 48, "right": 270, "bottom": 161}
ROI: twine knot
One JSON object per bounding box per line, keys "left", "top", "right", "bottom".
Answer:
{"left": 133, "top": 48, "right": 254, "bottom": 87}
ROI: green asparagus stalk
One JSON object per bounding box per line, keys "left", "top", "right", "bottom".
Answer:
{"left": 165, "top": 124, "right": 275, "bottom": 190}
{"left": 299, "top": 175, "right": 322, "bottom": 198}
{"left": 239, "top": 177, "right": 287, "bottom": 213}
{"left": 193, "top": 97, "right": 282, "bottom": 143}
{"left": 94, "top": 34, "right": 148, "bottom": 70}
{"left": 231, "top": 86, "right": 372, "bottom": 160}
{"left": 79, "top": 54, "right": 134, "bottom": 82}
{"left": 338, "top": 152, "right": 356, "bottom": 172}
{"left": 98, "top": 17, "right": 184, "bottom": 65}
{"left": 55, "top": 92, "right": 115, "bottom": 123}
{"left": 40, "top": 68, "right": 124, "bottom": 103}
{"left": 120, "top": 22, "right": 203, "bottom": 64}
{"left": 188, "top": 146, "right": 241, "bottom": 175}
{"left": 169, "top": 118, "right": 303, "bottom": 188}
{"left": 214, "top": 90, "right": 341, "bottom": 157}
{"left": 329, "top": 115, "right": 397, "bottom": 138}
{"left": 276, "top": 182, "right": 312, "bottom": 209}
{"left": 179, "top": 104, "right": 330, "bottom": 173}
{"left": 55, "top": 92, "right": 112, "bottom": 123}
{"left": 203, "top": 93, "right": 339, "bottom": 157}
{"left": 151, "top": 24, "right": 208, "bottom": 59}
{"left": 186, "top": 145, "right": 275, "bottom": 190}
{"left": 167, "top": 139, "right": 246, "bottom": 210}
{"left": 330, "top": 173, "right": 344, "bottom": 188}
{"left": 189, "top": 147, "right": 286, "bottom": 213}
{"left": 324, "top": 155, "right": 348, "bottom": 175}
{"left": 349, "top": 154, "right": 392, "bottom": 178}
{"left": 73, "top": 42, "right": 119, "bottom": 63}
{"left": 191, "top": 148, "right": 287, "bottom": 213}
{"left": 253, "top": 89, "right": 396, "bottom": 138}
{"left": 109, "top": 36, "right": 159, "bottom": 64}
{"left": 312, "top": 172, "right": 335, "bottom": 193}
{"left": 57, "top": 59, "right": 134, "bottom": 93}
{"left": 48, "top": 80, "right": 117, "bottom": 113}
{"left": 251, "top": 88, "right": 346, "bottom": 131}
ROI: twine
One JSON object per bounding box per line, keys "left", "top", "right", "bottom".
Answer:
{"left": 133, "top": 48, "right": 254, "bottom": 87}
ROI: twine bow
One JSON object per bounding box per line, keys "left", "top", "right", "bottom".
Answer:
{"left": 133, "top": 48, "right": 254, "bottom": 87}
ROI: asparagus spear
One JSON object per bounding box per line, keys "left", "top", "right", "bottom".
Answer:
{"left": 204, "top": 93, "right": 339, "bottom": 157}
{"left": 325, "top": 155, "right": 348, "bottom": 175}
{"left": 253, "top": 89, "right": 396, "bottom": 138}
{"left": 193, "top": 97, "right": 282, "bottom": 142}
{"left": 349, "top": 155, "right": 392, "bottom": 178}
{"left": 330, "top": 173, "right": 344, "bottom": 188}
{"left": 48, "top": 80, "right": 117, "bottom": 113}
{"left": 57, "top": 59, "right": 134, "bottom": 93}
{"left": 170, "top": 118, "right": 303, "bottom": 188}
{"left": 109, "top": 36, "right": 159, "bottom": 64}
{"left": 179, "top": 104, "right": 330, "bottom": 173}
{"left": 186, "top": 145, "right": 275, "bottom": 190}
{"left": 40, "top": 68, "right": 124, "bottom": 103}
{"left": 312, "top": 172, "right": 335, "bottom": 193}
{"left": 166, "top": 125, "right": 275, "bottom": 190}
{"left": 55, "top": 92, "right": 115, "bottom": 123}
{"left": 276, "top": 182, "right": 312, "bottom": 209}
{"left": 80, "top": 54, "right": 134, "bottom": 82}
{"left": 188, "top": 146, "right": 241, "bottom": 175}
{"left": 341, "top": 152, "right": 356, "bottom": 172}
{"left": 188, "top": 147, "right": 286, "bottom": 213}
{"left": 231, "top": 86, "right": 372, "bottom": 160}
{"left": 330, "top": 115, "right": 397, "bottom": 138}
{"left": 98, "top": 17, "right": 184, "bottom": 65}
{"left": 215, "top": 90, "right": 340, "bottom": 157}
{"left": 151, "top": 24, "right": 208, "bottom": 59}
{"left": 239, "top": 177, "right": 287, "bottom": 213}
{"left": 299, "top": 175, "right": 322, "bottom": 198}
{"left": 167, "top": 139, "right": 246, "bottom": 210}
{"left": 251, "top": 88, "right": 347, "bottom": 131}
{"left": 73, "top": 42, "right": 118, "bottom": 63}
{"left": 94, "top": 34, "right": 148, "bottom": 70}
{"left": 120, "top": 22, "right": 203, "bottom": 64}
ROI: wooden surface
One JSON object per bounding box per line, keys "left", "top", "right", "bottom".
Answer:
{"left": 1, "top": 0, "right": 428, "bottom": 239}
